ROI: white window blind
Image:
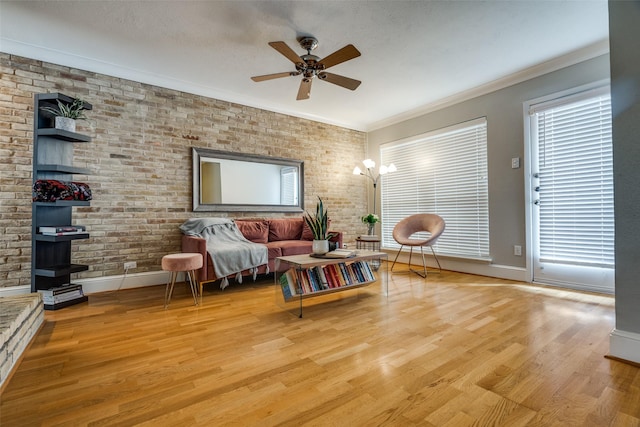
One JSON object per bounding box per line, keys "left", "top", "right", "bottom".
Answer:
{"left": 380, "top": 118, "right": 489, "bottom": 259}
{"left": 280, "top": 167, "right": 298, "bottom": 205}
{"left": 531, "top": 90, "right": 614, "bottom": 268}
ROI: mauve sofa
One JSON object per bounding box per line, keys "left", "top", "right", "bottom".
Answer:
{"left": 182, "top": 217, "right": 342, "bottom": 287}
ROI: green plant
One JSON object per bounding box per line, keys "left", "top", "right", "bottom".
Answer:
{"left": 303, "top": 196, "right": 337, "bottom": 240}
{"left": 40, "top": 98, "right": 87, "bottom": 120}
{"left": 361, "top": 213, "right": 379, "bottom": 224}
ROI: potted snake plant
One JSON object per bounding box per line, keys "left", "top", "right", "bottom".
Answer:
{"left": 40, "top": 98, "right": 87, "bottom": 133}
{"left": 303, "top": 196, "right": 336, "bottom": 254}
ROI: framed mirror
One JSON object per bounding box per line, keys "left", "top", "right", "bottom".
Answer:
{"left": 192, "top": 147, "right": 304, "bottom": 212}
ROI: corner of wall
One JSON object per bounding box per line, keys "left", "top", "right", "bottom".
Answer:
{"left": 609, "top": 329, "right": 640, "bottom": 365}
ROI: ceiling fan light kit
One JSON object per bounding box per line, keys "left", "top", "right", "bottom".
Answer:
{"left": 251, "top": 36, "right": 361, "bottom": 100}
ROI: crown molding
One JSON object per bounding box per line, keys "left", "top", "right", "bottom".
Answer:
{"left": 366, "top": 39, "right": 610, "bottom": 132}
{"left": 1, "top": 37, "right": 609, "bottom": 133}
{"left": 0, "top": 38, "right": 363, "bottom": 131}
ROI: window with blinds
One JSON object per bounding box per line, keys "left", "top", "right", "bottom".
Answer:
{"left": 280, "top": 167, "right": 298, "bottom": 205}
{"left": 530, "top": 89, "right": 614, "bottom": 268}
{"left": 380, "top": 118, "right": 489, "bottom": 259}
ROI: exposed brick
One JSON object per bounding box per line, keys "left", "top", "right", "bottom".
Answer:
{"left": 0, "top": 52, "right": 367, "bottom": 289}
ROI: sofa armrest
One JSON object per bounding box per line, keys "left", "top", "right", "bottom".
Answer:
{"left": 329, "top": 231, "right": 343, "bottom": 248}
{"left": 181, "top": 235, "right": 210, "bottom": 282}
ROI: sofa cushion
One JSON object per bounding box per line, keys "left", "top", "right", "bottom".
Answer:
{"left": 276, "top": 240, "right": 313, "bottom": 256}
{"left": 268, "top": 218, "right": 303, "bottom": 241}
{"left": 301, "top": 219, "right": 314, "bottom": 241}
{"left": 235, "top": 220, "right": 269, "bottom": 244}
{"left": 264, "top": 243, "right": 283, "bottom": 260}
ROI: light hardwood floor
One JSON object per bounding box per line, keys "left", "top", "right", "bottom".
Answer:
{"left": 1, "top": 265, "right": 639, "bottom": 426}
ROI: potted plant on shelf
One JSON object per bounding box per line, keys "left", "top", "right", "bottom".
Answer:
{"left": 40, "top": 98, "right": 87, "bottom": 133}
{"left": 361, "top": 213, "right": 379, "bottom": 236}
{"left": 304, "top": 196, "right": 336, "bottom": 255}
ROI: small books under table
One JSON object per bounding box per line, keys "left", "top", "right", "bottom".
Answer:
{"left": 275, "top": 250, "right": 388, "bottom": 317}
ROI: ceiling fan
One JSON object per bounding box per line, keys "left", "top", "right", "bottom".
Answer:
{"left": 251, "top": 37, "right": 361, "bottom": 100}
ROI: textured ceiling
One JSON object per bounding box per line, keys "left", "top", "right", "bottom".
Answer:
{"left": 0, "top": 1, "right": 609, "bottom": 131}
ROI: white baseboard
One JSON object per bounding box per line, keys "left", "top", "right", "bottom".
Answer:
{"left": 388, "top": 251, "right": 528, "bottom": 282}
{"left": 609, "top": 329, "right": 640, "bottom": 364}
{"left": 1, "top": 257, "right": 526, "bottom": 299}
{"left": 74, "top": 271, "right": 173, "bottom": 294}
{"left": 0, "top": 271, "right": 175, "bottom": 298}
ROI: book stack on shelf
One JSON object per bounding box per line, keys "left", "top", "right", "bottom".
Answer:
{"left": 37, "top": 283, "right": 87, "bottom": 310}
{"left": 279, "top": 260, "right": 376, "bottom": 300}
{"left": 39, "top": 225, "right": 86, "bottom": 236}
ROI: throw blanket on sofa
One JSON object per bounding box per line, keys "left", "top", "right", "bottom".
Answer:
{"left": 180, "top": 218, "right": 268, "bottom": 289}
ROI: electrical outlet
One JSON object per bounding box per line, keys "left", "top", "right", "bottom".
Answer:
{"left": 514, "top": 245, "right": 522, "bottom": 256}
{"left": 124, "top": 261, "right": 137, "bottom": 270}
{"left": 511, "top": 157, "right": 520, "bottom": 169}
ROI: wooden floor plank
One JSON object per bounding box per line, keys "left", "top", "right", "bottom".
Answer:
{"left": 1, "top": 267, "right": 639, "bottom": 426}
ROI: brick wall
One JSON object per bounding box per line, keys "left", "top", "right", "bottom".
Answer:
{"left": 0, "top": 53, "right": 367, "bottom": 289}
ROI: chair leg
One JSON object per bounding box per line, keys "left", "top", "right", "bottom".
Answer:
{"left": 391, "top": 245, "right": 442, "bottom": 279}
{"left": 391, "top": 245, "right": 405, "bottom": 271}
{"left": 392, "top": 244, "right": 441, "bottom": 278}
{"left": 164, "top": 271, "right": 177, "bottom": 308}
{"left": 393, "top": 245, "right": 425, "bottom": 277}
{"left": 186, "top": 270, "right": 199, "bottom": 306}
{"left": 407, "top": 246, "right": 427, "bottom": 278}
{"left": 410, "top": 246, "right": 442, "bottom": 278}
{"left": 430, "top": 246, "right": 442, "bottom": 272}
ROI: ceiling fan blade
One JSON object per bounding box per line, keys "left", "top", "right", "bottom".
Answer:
{"left": 318, "top": 72, "right": 361, "bottom": 91}
{"left": 317, "top": 44, "right": 361, "bottom": 70}
{"left": 297, "top": 78, "right": 312, "bottom": 101}
{"left": 268, "top": 41, "right": 304, "bottom": 65}
{"left": 251, "top": 72, "right": 297, "bottom": 82}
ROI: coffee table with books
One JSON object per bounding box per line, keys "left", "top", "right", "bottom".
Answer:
{"left": 274, "top": 249, "right": 388, "bottom": 317}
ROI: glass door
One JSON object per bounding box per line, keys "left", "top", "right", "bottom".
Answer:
{"left": 528, "top": 86, "right": 614, "bottom": 294}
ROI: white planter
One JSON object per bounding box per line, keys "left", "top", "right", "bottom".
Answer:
{"left": 55, "top": 117, "right": 76, "bottom": 132}
{"left": 312, "top": 240, "right": 330, "bottom": 255}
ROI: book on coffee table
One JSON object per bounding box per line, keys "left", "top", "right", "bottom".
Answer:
{"left": 314, "top": 249, "right": 357, "bottom": 259}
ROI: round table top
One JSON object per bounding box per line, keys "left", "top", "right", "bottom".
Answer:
{"left": 356, "top": 236, "right": 381, "bottom": 242}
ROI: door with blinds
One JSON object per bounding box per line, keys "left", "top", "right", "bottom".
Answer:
{"left": 528, "top": 86, "right": 614, "bottom": 293}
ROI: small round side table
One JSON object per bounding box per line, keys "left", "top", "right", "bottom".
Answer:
{"left": 356, "top": 236, "right": 381, "bottom": 270}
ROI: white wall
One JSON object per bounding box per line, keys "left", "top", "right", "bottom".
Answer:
{"left": 368, "top": 54, "right": 611, "bottom": 279}
{"left": 608, "top": 0, "right": 640, "bottom": 364}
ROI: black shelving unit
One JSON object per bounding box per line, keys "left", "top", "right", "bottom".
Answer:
{"left": 31, "top": 93, "right": 93, "bottom": 310}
